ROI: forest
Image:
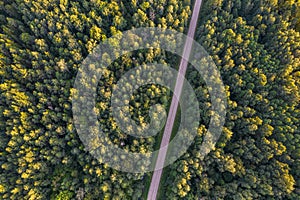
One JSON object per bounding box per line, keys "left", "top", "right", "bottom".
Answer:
{"left": 0, "top": 0, "right": 299, "bottom": 199}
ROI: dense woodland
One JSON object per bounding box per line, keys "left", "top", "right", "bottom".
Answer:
{"left": 160, "top": 0, "right": 300, "bottom": 199}
{"left": 0, "top": 0, "right": 299, "bottom": 199}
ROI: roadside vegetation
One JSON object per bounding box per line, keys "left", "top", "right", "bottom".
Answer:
{"left": 0, "top": 0, "right": 299, "bottom": 199}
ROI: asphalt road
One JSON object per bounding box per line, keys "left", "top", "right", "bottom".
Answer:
{"left": 147, "top": 0, "right": 204, "bottom": 199}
